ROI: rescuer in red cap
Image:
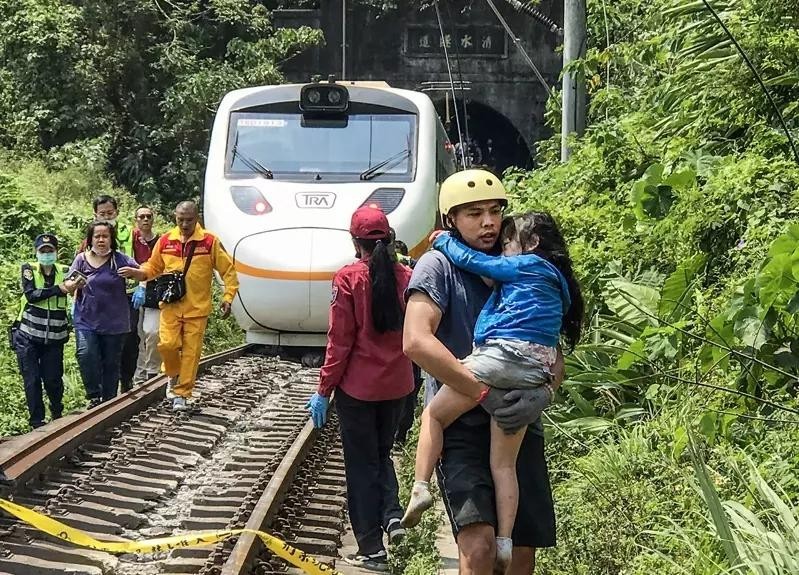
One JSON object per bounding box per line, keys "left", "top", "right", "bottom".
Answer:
{"left": 306, "top": 205, "right": 414, "bottom": 571}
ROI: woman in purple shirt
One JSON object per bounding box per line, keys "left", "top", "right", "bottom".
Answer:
{"left": 69, "top": 221, "right": 138, "bottom": 407}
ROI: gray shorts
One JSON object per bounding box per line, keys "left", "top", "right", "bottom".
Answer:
{"left": 461, "top": 338, "right": 555, "bottom": 390}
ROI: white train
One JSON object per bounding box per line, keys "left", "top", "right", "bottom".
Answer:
{"left": 204, "top": 79, "right": 456, "bottom": 347}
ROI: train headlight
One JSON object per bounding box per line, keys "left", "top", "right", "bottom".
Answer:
{"left": 300, "top": 84, "right": 349, "bottom": 113}
{"left": 231, "top": 186, "right": 273, "bottom": 216}
{"left": 307, "top": 89, "right": 322, "bottom": 105}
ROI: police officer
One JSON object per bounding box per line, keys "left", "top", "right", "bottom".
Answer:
{"left": 13, "top": 234, "right": 79, "bottom": 429}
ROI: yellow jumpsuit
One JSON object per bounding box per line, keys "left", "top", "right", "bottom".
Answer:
{"left": 140, "top": 224, "right": 239, "bottom": 398}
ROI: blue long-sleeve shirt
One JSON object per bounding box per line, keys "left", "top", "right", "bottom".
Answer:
{"left": 433, "top": 234, "right": 571, "bottom": 348}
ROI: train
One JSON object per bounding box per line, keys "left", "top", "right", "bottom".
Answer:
{"left": 204, "top": 78, "right": 456, "bottom": 347}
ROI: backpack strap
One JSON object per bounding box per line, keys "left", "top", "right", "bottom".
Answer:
{"left": 183, "top": 241, "right": 197, "bottom": 274}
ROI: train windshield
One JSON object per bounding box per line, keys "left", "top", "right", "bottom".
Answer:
{"left": 227, "top": 110, "right": 417, "bottom": 182}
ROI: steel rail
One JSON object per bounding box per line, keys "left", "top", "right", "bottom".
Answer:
{"left": 221, "top": 417, "right": 320, "bottom": 574}
{"left": 0, "top": 344, "right": 253, "bottom": 485}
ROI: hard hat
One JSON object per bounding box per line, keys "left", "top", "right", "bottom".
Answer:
{"left": 439, "top": 169, "right": 508, "bottom": 217}
{"left": 350, "top": 205, "right": 390, "bottom": 240}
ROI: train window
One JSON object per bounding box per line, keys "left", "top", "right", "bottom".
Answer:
{"left": 226, "top": 110, "right": 418, "bottom": 182}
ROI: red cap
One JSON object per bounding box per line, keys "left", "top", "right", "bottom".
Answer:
{"left": 350, "top": 205, "right": 390, "bottom": 239}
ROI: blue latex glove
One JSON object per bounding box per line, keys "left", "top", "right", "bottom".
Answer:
{"left": 131, "top": 286, "right": 146, "bottom": 310}
{"left": 306, "top": 392, "right": 329, "bottom": 428}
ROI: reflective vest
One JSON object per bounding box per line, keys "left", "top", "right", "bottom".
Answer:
{"left": 115, "top": 223, "right": 135, "bottom": 293}
{"left": 116, "top": 223, "right": 133, "bottom": 257}
{"left": 18, "top": 263, "right": 69, "bottom": 344}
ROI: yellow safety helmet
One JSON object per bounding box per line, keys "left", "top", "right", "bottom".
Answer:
{"left": 439, "top": 169, "right": 508, "bottom": 219}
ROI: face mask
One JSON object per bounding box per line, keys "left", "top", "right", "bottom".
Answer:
{"left": 37, "top": 252, "right": 57, "bottom": 266}
{"left": 91, "top": 246, "right": 111, "bottom": 257}
{"left": 104, "top": 218, "right": 117, "bottom": 227}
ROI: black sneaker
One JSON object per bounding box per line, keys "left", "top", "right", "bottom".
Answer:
{"left": 87, "top": 398, "right": 102, "bottom": 409}
{"left": 386, "top": 517, "right": 406, "bottom": 545}
{"left": 343, "top": 550, "right": 389, "bottom": 572}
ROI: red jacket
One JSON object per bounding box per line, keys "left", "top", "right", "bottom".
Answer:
{"left": 318, "top": 259, "right": 414, "bottom": 401}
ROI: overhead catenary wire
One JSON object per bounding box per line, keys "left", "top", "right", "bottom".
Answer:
{"left": 483, "top": 0, "right": 552, "bottom": 97}
{"left": 443, "top": 0, "right": 472, "bottom": 164}
{"left": 433, "top": 0, "right": 468, "bottom": 167}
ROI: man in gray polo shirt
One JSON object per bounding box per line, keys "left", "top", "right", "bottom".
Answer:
{"left": 404, "top": 169, "right": 562, "bottom": 574}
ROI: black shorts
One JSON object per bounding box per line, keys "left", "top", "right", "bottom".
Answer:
{"left": 435, "top": 411, "right": 556, "bottom": 548}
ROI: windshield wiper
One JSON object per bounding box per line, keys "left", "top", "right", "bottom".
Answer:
{"left": 232, "top": 133, "right": 273, "bottom": 179}
{"left": 359, "top": 148, "right": 411, "bottom": 181}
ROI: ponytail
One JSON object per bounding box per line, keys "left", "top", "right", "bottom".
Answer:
{"left": 358, "top": 238, "right": 404, "bottom": 333}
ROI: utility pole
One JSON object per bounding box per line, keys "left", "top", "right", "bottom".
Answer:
{"left": 561, "top": 0, "right": 586, "bottom": 162}
{"left": 341, "top": 0, "right": 347, "bottom": 80}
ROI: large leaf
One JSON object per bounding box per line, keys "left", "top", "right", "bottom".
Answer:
{"left": 603, "top": 278, "right": 661, "bottom": 328}
{"left": 630, "top": 163, "right": 674, "bottom": 220}
{"left": 659, "top": 254, "right": 707, "bottom": 321}
{"left": 756, "top": 253, "right": 796, "bottom": 310}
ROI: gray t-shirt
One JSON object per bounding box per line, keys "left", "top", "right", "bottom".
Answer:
{"left": 407, "top": 250, "right": 492, "bottom": 426}
{"left": 408, "top": 249, "right": 545, "bottom": 435}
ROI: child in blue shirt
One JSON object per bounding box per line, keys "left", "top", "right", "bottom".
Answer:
{"left": 401, "top": 212, "right": 584, "bottom": 574}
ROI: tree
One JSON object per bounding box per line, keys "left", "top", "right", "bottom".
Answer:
{"left": 0, "top": 0, "right": 323, "bottom": 204}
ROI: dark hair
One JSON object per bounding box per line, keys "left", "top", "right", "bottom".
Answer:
{"left": 93, "top": 195, "right": 118, "bottom": 212}
{"left": 86, "top": 221, "right": 118, "bottom": 252}
{"left": 501, "top": 212, "right": 584, "bottom": 351}
{"left": 135, "top": 205, "right": 154, "bottom": 216}
{"left": 355, "top": 237, "right": 404, "bottom": 333}
{"left": 394, "top": 240, "right": 409, "bottom": 256}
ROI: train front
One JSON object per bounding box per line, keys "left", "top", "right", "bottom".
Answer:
{"left": 204, "top": 81, "right": 438, "bottom": 347}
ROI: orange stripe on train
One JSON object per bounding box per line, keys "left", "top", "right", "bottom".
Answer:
{"left": 235, "top": 233, "right": 432, "bottom": 281}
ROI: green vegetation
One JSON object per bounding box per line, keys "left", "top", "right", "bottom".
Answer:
{"left": 503, "top": 0, "right": 799, "bottom": 572}
{"left": 0, "top": 1, "right": 322, "bottom": 204}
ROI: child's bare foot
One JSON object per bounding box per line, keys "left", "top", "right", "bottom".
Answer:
{"left": 401, "top": 481, "right": 433, "bottom": 527}
{"left": 495, "top": 537, "right": 513, "bottom": 575}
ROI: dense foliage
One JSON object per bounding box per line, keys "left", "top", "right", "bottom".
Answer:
{"left": 0, "top": 0, "right": 322, "bottom": 205}
{"left": 504, "top": 0, "right": 799, "bottom": 572}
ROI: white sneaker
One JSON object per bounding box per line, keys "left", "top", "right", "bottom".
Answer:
{"left": 172, "top": 397, "right": 188, "bottom": 411}
{"left": 166, "top": 376, "right": 179, "bottom": 399}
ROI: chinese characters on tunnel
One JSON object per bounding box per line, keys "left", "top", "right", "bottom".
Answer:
{"left": 405, "top": 26, "right": 507, "bottom": 57}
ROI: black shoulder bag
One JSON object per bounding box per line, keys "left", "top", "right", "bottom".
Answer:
{"left": 155, "top": 241, "right": 196, "bottom": 304}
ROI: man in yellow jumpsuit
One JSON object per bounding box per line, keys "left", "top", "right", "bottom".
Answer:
{"left": 120, "top": 201, "right": 239, "bottom": 410}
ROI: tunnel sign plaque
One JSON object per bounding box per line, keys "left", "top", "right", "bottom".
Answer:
{"left": 405, "top": 25, "right": 507, "bottom": 57}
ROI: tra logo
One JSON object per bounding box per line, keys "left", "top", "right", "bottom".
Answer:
{"left": 295, "top": 192, "right": 336, "bottom": 209}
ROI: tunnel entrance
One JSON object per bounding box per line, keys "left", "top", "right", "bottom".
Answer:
{"left": 433, "top": 97, "right": 533, "bottom": 174}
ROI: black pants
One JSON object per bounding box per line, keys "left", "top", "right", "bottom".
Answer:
{"left": 119, "top": 300, "right": 139, "bottom": 389}
{"left": 395, "top": 364, "right": 423, "bottom": 445}
{"left": 336, "top": 388, "right": 404, "bottom": 555}
{"left": 14, "top": 332, "right": 64, "bottom": 428}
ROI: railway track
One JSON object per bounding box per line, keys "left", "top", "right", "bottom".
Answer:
{"left": 0, "top": 347, "right": 350, "bottom": 575}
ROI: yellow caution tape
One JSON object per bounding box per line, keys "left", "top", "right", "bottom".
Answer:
{"left": 0, "top": 498, "right": 341, "bottom": 575}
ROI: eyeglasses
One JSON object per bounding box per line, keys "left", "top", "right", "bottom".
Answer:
{"left": 136, "top": 214, "right": 153, "bottom": 220}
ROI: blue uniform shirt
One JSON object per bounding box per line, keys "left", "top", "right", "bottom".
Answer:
{"left": 433, "top": 234, "right": 571, "bottom": 348}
